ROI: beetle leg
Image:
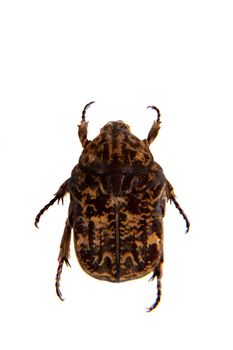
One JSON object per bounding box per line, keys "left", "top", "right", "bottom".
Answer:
{"left": 170, "top": 195, "right": 190, "bottom": 233}
{"left": 146, "top": 258, "right": 163, "bottom": 312}
{"left": 166, "top": 180, "right": 190, "bottom": 233}
{"left": 56, "top": 216, "right": 72, "bottom": 301}
{"left": 146, "top": 105, "right": 161, "bottom": 145}
{"left": 34, "top": 178, "right": 70, "bottom": 228}
{"left": 78, "top": 101, "right": 95, "bottom": 147}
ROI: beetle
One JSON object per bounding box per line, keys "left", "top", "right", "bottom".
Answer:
{"left": 35, "top": 102, "right": 190, "bottom": 312}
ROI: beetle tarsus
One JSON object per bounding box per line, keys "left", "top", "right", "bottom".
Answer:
{"left": 147, "top": 105, "right": 161, "bottom": 122}
{"left": 55, "top": 216, "right": 72, "bottom": 301}
{"left": 146, "top": 277, "right": 162, "bottom": 312}
{"left": 35, "top": 196, "right": 59, "bottom": 228}
{"left": 79, "top": 101, "right": 95, "bottom": 147}
{"left": 56, "top": 257, "right": 66, "bottom": 301}
{"left": 166, "top": 180, "right": 190, "bottom": 233}
{"left": 146, "top": 105, "right": 161, "bottom": 145}
{"left": 81, "top": 101, "right": 95, "bottom": 122}
{"left": 170, "top": 195, "right": 190, "bottom": 233}
{"left": 55, "top": 257, "right": 71, "bottom": 301}
{"left": 147, "top": 258, "right": 163, "bottom": 311}
{"left": 34, "top": 179, "right": 69, "bottom": 227}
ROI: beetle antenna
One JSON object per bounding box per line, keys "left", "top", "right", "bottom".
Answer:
{"left": 82, "top": 101, "right": 95, "bottom": 121}
{"left": 147, "top": 105, "right": 161, "bottom": 123}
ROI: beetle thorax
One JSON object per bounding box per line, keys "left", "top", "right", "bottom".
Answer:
{"left": 79, "top": 122, "right": 154, "bottom": 173}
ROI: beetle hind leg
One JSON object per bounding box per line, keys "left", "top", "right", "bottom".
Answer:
{"left": 56, "top": 257, "right": 71, "bottom": 301}
{"left": 146, "top": 259, "right": 163, "bottom": 312}
{"left": 55, "top": 216, "right": 72, "bottom": 301}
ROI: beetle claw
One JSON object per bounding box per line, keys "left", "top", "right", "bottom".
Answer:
{"left": 56, "top": 287, "right": 65, "bottom": 301}
{"left": 146, "top": 296, "right": 160, "bottom": 312}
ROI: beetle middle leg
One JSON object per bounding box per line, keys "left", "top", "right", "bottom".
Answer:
{"left": 34, "top": 178, "right": 70, "bottom": 228}
{"left": 56, "top": 210, "right": 73, "bottom": 301}
{"left": 166, "top": 180, "right": 190, "bottom": 233}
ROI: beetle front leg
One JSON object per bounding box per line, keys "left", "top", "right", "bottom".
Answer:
{"left": 78, "top": 101, "right": 95, "bottom": 147}
{"left": 146, "top": 105, "right": 161, "bottom": 145}
{"left": 34, "top": 178, "right": 70, "bottom": 228}
{"left": 166, "top": 180, "right": 190, "bottom": 233}
{"left": 56, "top": 215, "right": 72, "bottom": 301}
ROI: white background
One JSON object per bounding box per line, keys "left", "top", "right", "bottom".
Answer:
{"left": 1, "top": 1, "right": 232, "bottom": 349}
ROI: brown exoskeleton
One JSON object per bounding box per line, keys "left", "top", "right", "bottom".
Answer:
{"left": 35, "top": 102, "right": 189, "bottom": 311}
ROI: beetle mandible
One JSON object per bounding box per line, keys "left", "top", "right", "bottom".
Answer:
{"left": 35, "top": 102, "right": 190, "bottom": 312}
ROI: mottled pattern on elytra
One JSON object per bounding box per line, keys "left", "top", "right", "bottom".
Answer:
{"left": 69, "top": 122, "right": 167, "bottom": 282}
